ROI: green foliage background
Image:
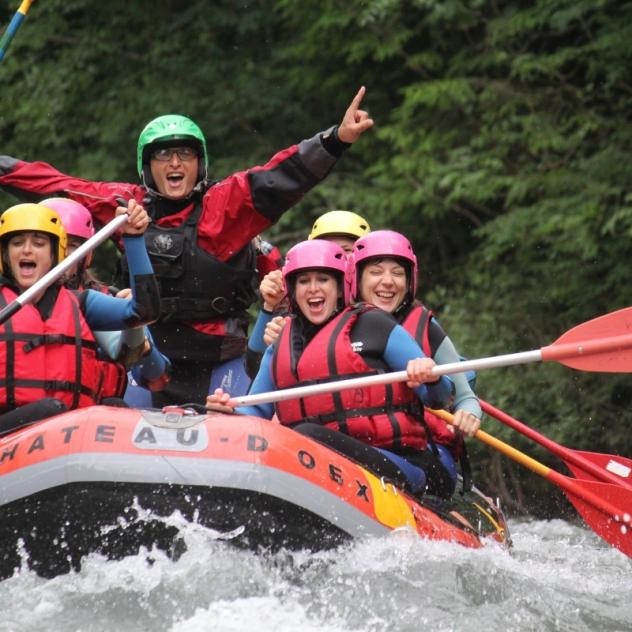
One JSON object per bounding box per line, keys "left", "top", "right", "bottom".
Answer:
{"left": 1, "top": 0, "right": 630, "bottom": 517}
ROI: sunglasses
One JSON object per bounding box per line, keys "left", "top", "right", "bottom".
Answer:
{"left": 150, "top": 146, "right": 198, "bottom": 162}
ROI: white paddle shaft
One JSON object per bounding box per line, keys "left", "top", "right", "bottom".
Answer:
{"left": 229, "top": 349, "right": 543, "bottom": 407}
{"left": 14, "top": 214, "right": 128, "bottom": 307}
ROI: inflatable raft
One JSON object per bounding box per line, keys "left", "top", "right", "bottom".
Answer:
{"left": 0, "top": 405, "right": 510, "bottom": 579}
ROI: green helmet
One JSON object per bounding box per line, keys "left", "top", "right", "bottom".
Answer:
{"left": 136, "top": 114, "right": 208, "bottom": 178}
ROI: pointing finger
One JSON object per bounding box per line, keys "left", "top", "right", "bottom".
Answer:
{"left": 348, "top": 86, "right": 366, "bottom": 112}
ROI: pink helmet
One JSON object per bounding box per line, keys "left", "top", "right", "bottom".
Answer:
{"left": 282, "top": 239, "right": 350, "bottom": 305}
{"left": 41, "top": 197, "right": 95, "bottom": 268}
{"left": 40, "top": 198, "right": 95, "bottom": 240}
{"left": 351, "top": 230, "right": 418, "bottom": 301}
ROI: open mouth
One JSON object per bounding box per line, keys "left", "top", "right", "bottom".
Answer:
{"left": 166, "top": 173, "right": 184, "bottom": 184}
{"left": 17, "top": 261, "right": 39, "bottom": 280}
{"left": 306, "top": 298, "right": 327, "bottom": 314}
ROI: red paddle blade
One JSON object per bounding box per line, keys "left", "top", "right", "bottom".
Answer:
{"left": 542, "top": 306, "right": 632, "bottom": 372}
{"left": 565, "top": 450, "right": 632, "bottom": 486}
{"left": 560, "top": 477, "right": 632, "bottom": 558}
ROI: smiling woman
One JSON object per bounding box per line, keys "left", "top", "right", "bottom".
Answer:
{"left": 0, "top": 201, "right": 160, "bottom": 431}
{"left": 7, "top": 231, "right": 54, "bottom": 291}
{"left": 293, "top": 270, "right": 340, "bottom": 325}
{"left": 207, "top": 239, "right": 460, "bottom": 499}
{"left": 359, "top": 258, "right": 408, "bottom": 313}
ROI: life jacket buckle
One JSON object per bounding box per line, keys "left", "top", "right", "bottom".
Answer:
{"left": 211, "top": 296, "right": 229, "bottom": 314}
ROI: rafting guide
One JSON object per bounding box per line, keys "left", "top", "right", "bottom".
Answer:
{"left": 0, "top": 87, "right": 374, "bottom": 408}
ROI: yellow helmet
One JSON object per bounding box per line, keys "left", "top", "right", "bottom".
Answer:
{"left": 0, "top": 203, "right": 67, "bottom": 272}
{"left": 308, "top": 210, "right": 371, "bottom": 241}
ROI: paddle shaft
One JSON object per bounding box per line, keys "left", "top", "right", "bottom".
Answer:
{"left": 230, "top": 353, "right": 543, "bottom": 407}
{"left": 230, "top": 311, "right": 632, "bottom": 408}
{"left": 0, "top": 0, "right": 34, "bottom": 62}
{"left": 0, "top": 213, "right": 128, "bottom": 326}
{"left": 480, "top": 399, "right": 632, "bottom": 491}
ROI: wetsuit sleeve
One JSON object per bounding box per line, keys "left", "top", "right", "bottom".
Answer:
{"left": 82, "top": 290, "right": 152, "bottom": 330}
{"left": 119, "top": 235, "right": 160, "bottom": 325}
{"left": 91, "top": 330, "right": 121, "bottom": 359}
{"left": 433, "top": 336, "right": 482, "bottom": 417}
{"left": 116, "top": 327, "right": 149, "bottom": 366}
{"left": 245, "top": 309, "right": 275, "bottom": 379}
{"left": 91, "top": 328, "right": 146, "bottom": 363}
{"left": 82, "top": 236, "right": 159, "bottom": 329}
{"left": 131, "top": 341, "right": 171, "bottom": 386}
{"left": 198, "top": 129, "right": 345, "bottom": 261}
{"left": 235, "top": 345, "right": 275, "bottom": 419}
{"left": 248, "top": 309, "right": 275, "bottom": 354}
{"left": 0, "top": 156, "right": 142, "bottom": 228}
{"left": 383, "top": 325, "right": 454, "bottom": 409}
{"left": 82, "top": 291, "right": 142, "bottom": 330}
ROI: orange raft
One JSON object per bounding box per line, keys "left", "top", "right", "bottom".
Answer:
{"left": 0, "top": 406, "right": 510, "bottom": 578}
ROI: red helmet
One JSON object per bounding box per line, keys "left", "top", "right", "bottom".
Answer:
{"left": 282, "top": 239, "right": 350, "bottom": 305}
{"left": 351, "top": 230, "right": 418, "bottom": 302}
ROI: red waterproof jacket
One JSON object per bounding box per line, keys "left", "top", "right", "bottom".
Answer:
{"left": 0, "top": 132, "right": 340, "bottom": 361}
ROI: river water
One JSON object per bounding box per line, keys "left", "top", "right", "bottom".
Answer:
{"left": 1, "top": 515, "right": 630, "bottom": 632}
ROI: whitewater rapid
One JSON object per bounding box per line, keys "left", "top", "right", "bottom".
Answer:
{"left": 1, "top": 517, "right": 630, "bottom": 631}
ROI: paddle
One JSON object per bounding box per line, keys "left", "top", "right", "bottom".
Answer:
{"left": 480, "top": 399, "right": 632, "bottom": 492}
{"left": 229, "top": 306, "right": 632, "bottom": 408}
{"left": 429, "top": 408, "right": 632, "bottom": 559}
{"left": 0, "top": 0, "right": 34, "bottom": 63}
{"left": 0, "top": 213, "right": 129, "bottom": 326}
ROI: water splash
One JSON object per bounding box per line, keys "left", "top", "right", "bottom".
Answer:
{"left": 0, "top": 519, "right": 630, "bottom": 632}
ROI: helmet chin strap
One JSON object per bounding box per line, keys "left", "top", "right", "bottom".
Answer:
{"left": 393, "top": 294, "right": 413, "bottom": 316}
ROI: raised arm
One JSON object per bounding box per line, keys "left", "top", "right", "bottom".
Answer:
{"left": 82, "top": 202, "right": 159, "bottom": 330}
{"left": 0, "top": 155, "right": 143, "bottom": 227}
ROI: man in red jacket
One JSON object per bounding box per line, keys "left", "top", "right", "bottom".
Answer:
{"left": 0, "top": 88, "right": 373, "bottom": 406}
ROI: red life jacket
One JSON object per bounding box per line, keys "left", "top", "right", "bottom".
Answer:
{"left": 401, "top": 304, "right": 433, "bottom": 357}
{"left": 272, "top": 305, "right": 428, "bottom": 451}
{"left": 98, "top": 356, "right": 128, "bottom": 400}
{"left": 401, "top": 304, "right": 463, "bottom": 456}
{"left": 0, "top": 286, "right": 101, "bottom": 410}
